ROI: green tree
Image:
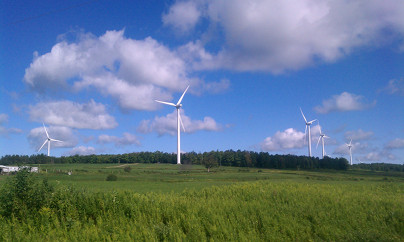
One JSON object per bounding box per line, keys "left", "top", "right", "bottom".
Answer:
{"left": 203, "top": 153, "right": 218, "bottom": 172}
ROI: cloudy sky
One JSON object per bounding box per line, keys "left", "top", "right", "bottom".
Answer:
{"left": 1, "top": 0, "right": 404, "bottom": 163}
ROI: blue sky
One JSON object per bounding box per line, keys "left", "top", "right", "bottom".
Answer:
{"left": 1, "top": 0, "right": 404, "bottom": 164}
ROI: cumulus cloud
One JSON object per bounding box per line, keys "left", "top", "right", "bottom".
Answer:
{"left": 170, "top": 0, "right": 404, "bottom": 73}
{"left": 200, "top": 79, "right": 230, "bottom": 94}
{"left": 28, "top": 126, "right": 78, "bottom": 152}
{"left": 385, "top": 138, "right": 404, "bottom": 149}
{"left": 334, "top": 140, "right": 397, "bottom": 162}
{"left": 24, "top": 30, "right": 227, "bottom": 111}
{"left": 261, "top": 128, "right": 305, "bottom": 151}
{"left": 333, "top": 141, "right": 369, "bottom": 156}
{"left": 162, "top": 1, "right": 201, "bottom": 33}
{"left": 97, "top": 132, "right": 140, "bottom": 147}
{"left": 65, "top": 146, "right": 96, "bottom": 156}
{"left": 344, "top": 129, "right": 374, "bottom": 142}
{"left": 28, "top": 100, "right": 117, "bottom": 129}
{"left": 357, "top": 150, "right": 396, "bottom": 162}
{"left": 137, "top": 109, "right": 222, "bottom": 136}
{"left": 314, "top": 92, "right": 375, "bottom": 114}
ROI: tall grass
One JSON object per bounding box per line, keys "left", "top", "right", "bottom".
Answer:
{"left": 0, "top": 171, "right": 402, "bottom": 241}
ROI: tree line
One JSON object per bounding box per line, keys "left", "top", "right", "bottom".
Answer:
{"left": 352, "top": 163, "right": 404, "bottom": 172}
{"left": 0, "top": 150, "right": 350, "bottom": 170}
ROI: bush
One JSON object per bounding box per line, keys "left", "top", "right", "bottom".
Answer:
{"left": 0, "top": 168, "right": 54, "bottom": 219}
{"left": 106, "top": 174, "right": 118, "bottom": 181}
{"left": 123, "top": 166, "right": 131, "bottom": 173}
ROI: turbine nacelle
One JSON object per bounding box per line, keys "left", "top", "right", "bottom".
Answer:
{"left": 346, "top": 139, "right": 353, "bottom": 148}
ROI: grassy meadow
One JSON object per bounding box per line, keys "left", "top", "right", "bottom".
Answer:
{"left": 0, "top": 163, "right": 402, "bottom": 241}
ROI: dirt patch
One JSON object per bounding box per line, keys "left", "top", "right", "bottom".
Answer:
{"left": 105, "top": 163, "right": 139, "bottom": 168}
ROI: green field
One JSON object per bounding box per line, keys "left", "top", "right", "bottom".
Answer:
{"left": 0, "top": 164, "right": 403, "bottom": 241}
{"left": 3, "top": 163, "right": 402, "bottom": 193}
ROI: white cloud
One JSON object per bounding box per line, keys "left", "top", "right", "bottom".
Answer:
{"left": 137, "top": 109, "right": 222, "bottom": 136}
{"left": 28, "top": 100, "right": 117, "bottom": 129}
{"left": 97, "top": 132, "right": 141, "bottom": 147}
{"left": 163, "top": 1, "right": 201, "bottom": 33}
{"left": 344, "top": 129, "right": 374, "bottom": 142}
{"left": 333, "top": 141, "right": 370, "bottom": 156}
{"left": 314, "top": 92, "right": 375, "bottom": 114}
{"left": 75, "top": 74, "right": 172, "bottom": 111}
{"left": 24, "top": 30, "right": 227, "bottom": 111}
{"left": 173, "top": 0, "right": 404, "bottom": 73}
{"left": 382, "top": 78, "right": 404, "bottom": 95}
{"left": 261, "top": 128, "right": 305, "bottom": 151}
{"left": 385, "top": 138, "right": 404, "bottom": 149}
{"left": 28, "top": 126, "right": 78, "bottom": 152}
{"left": 357, "top": 150, "right": 396, "bottom": 162}
{"left": 66, "top": 146, "right": 96, "bottom": 156}
{"left": 200, "top": 79, "right": 230, "bottom": 94}
{"left": 334, "top": 141, "right": 396, "bottom": 162}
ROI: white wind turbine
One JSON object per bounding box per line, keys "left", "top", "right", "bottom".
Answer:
{"left": 155, "top": 85, "right": 189, "bottom": 165}
{"left": 300, "top": 108, "right": 317, "bottom": 157}
{"left": 316, "top": 122, "right": 329, "bottom": 159}
{"left": 38, "top": 123, "right": 63, "bottom": 157}
{"left": 346, "top": 139, "right": 353, "bottom": 165}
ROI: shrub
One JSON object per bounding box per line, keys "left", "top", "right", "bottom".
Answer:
{"left": 106, "top": 174, "right": 118, "bottom": 181}
{"left": 0, "top": 168, "right": 54, "bottom": 219}
{"left": 123, "top": 166, "right": 131, "bottom": 173}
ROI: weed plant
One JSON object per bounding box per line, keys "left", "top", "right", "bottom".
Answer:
{"left": 0, "top": 169, "right": 402, "bottom": 241}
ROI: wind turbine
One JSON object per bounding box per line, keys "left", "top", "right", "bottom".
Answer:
{"left": 38, "top": 123, "right": 63, "bottom": 157}
{"left": 316, "top": 122, "right": 329, "bottom": 159}
{"left": 155, "top": 85, "right": 189, "bottom": 165}
{"left": 346, "top": 139, "right": 353, "bottom": 165}
{"left": 300, "top": 108, "right": 317, "bottom": 157}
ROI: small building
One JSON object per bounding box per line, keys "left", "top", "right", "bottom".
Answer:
{"left": 0, "top": 165, "right": 39, "bottom": 174}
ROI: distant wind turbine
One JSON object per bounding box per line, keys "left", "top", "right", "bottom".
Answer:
{"left": 316, "top": 122, "right": 329, "bottom": 159}
{"left": 346, "top": 139, "right": 353, "bottom": 165}
{"left": 300, "top": 108, "right": 317, "bottom": 157}
{"left": 155, "top": 85, "right": 189, "bottom": 165}
{"left": 38, "top": 123, "right": 63, "bottom": 157}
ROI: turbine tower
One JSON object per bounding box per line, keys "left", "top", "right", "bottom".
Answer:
{"left": 316, "top": 122, "right": 329, "bottom": 159}
{"left": 346, "top": 139, "right": 353, "bottom": 165}
{"left": 38, "top": 123, "right": 63, "bottom": 157}
{"left": 300, "top": 108, "right": 316, "bottom": 157}
{"left": 155, "top": 85, "right": 189, "bottom": 165}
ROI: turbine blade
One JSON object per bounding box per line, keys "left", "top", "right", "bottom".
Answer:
{"left": 300, "top": 108, "right": 307, "bottom": 123}
{"left": 155, "top": 100, "right": 176, "bottom": 107}
{"left": 177, "top": 85, "right": 190, "bottom": 106}
{"left": 308, "top": 119, "right": 317, "bottom": 124}
{"left": 316, "top": 136, "right": 321, "bottom": 149}
{"left": 179, "top": 113, "right": 186, "bottom": 132}
{"left": 43, "top": 123, "right": 49, "bottom": 138}
{"left": 50, "top": 138, "right": 63, "bottom": 142}
{"left": 38, "top": 140, "right": 48, "bottom": 152}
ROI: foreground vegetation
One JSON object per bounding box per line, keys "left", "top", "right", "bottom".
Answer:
{"left": 0, "top": 166, "right": 402, "bottom": 241}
